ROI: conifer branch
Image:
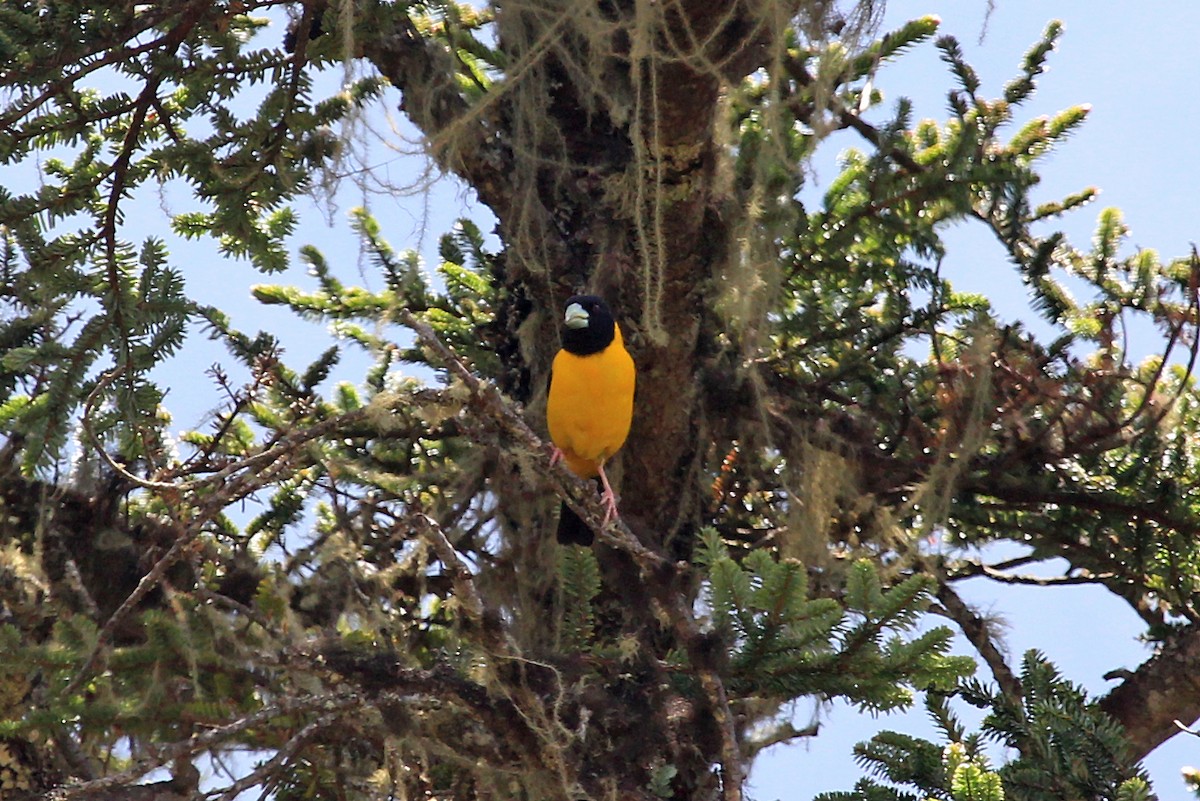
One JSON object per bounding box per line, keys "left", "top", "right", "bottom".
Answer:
{"left": 0, "top": 4, "right": 205, "bottom": 132}
{"left": 65, "top": 383, "right": 374, "bottom": 701}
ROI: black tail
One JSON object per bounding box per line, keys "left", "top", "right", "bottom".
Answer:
{"left": 556, "top": 501, "right": 594, "bottom": 546}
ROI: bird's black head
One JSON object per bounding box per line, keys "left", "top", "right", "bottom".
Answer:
{"left": 560, "top": 295, "right": 616, "bottom": 356}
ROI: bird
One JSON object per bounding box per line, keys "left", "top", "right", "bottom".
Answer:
{"left": 546, "top": 295, "right": 636, "bottom": 545}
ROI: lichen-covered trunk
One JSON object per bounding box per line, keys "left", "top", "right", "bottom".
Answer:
{"left": 365, "top": 3, "right": 781, "bottom": 798}
{"left": 492, "top": 0, "right": 768, "bottom": 553}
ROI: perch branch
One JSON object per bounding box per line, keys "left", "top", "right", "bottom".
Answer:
{"left": 395, "top": 308, "right": 747, "bottom": 801}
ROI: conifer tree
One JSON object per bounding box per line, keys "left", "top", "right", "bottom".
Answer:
{"left": 0, "top": 2, "right": 1198, "bottom": 800}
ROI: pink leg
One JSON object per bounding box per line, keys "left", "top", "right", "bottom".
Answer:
{"left": 550, "top": 446, "right": 564, "bottom": 467}
{"left": 597, "top": 463, "right": 620, "bottom": 525}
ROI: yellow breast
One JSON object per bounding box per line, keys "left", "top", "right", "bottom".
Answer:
{"left": 546, "top": 324, "right": 635, "bottom": 478}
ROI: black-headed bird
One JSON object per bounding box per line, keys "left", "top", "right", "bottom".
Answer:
{"left": 546, "top": 295, "right": 636, "bottom": 545}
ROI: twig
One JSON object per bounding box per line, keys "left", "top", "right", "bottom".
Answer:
{"left": 81, "top": 363, "right": 368, "bottom": 494}
{"left": 979, "top": 553, "right": 1040, "bottom": 573}
{"left": 58, "top": 553, "right": 101, "bottom": 619}
{"left": 784, "top": 56, "right": 926, "bottom": 174}
{"left": 80, "top": 367, "right": 181, "bottom": 492}
{"left": 1175, "top": 719, "right": 1200, "bottom": 738}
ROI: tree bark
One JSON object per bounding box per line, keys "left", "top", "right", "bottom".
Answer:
{"left": 1100, "top": 624, "right": 1200, "bottom": 760}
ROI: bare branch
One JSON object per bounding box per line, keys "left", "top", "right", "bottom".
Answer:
{"left": 411, "top": 512, "right": 486, "bottom": 622}
{"left": 933, "top": 581, "right": 1022, "bottom": 704}
{"left": 745, "top": 721, "right": 820, "bottom": 758}
{"left": 947, "top": 558, "right": 1112, "bottom": 587}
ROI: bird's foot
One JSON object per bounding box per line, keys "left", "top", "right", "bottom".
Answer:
{"left": 600, "top": 492, "right": 620, "bottom": 526}
{"left": 598, "top": 465, "right": 621, "bottom": 526}
{"left": 550, "top": 446, "right": 564, "bottom": 467}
